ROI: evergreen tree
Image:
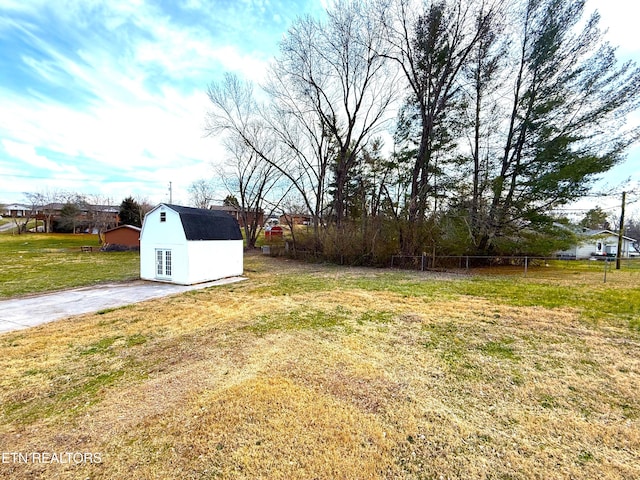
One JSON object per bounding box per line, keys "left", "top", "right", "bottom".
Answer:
{"left": 474, "top": 0, "right": 640, "bottom": 253}
{"left": 57, "top": 203, "right": 81, "bottom": 233}
{"left": 119, "top": 197, "right": 142, "bottom": 227}
{"left": 223, "top": 195, "right": 240, "bottom": 208}
{"left": 580, "top": 207, "right": 610, "bottom": 230}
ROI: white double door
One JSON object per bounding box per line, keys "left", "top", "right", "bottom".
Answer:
{"left": 155, "top": 249, "right": 172, "bottom": 279}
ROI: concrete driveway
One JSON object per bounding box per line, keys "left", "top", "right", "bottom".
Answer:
{"left": 0, "top": 277, "right": 246, "bottom": 334}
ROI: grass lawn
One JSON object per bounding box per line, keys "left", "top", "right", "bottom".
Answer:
{"left": 0, "top": 233, "right": 139, "bottom": 298}
{"left": 1, "top": 251, "right": 639, "bottom": 479}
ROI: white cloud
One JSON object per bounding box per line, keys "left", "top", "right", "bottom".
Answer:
{"left": 588, "top": 0, "right": 640, "bottom": 58}
{"left": 2, "top": 139, "right": 64, "bottom": 172}
{"left": 0, "top": 0, "right": 251, "bottom": 203}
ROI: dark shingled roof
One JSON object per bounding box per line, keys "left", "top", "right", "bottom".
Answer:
{"left": 164, "top": 204, "right": 242, "bottom": 241}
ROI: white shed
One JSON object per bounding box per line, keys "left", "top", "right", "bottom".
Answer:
{"left": 140, "top": 204, "right": 243, "bottom": 285}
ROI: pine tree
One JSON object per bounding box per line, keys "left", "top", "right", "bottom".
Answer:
{"left": 119, "top": 197, "right": 142, "bottom": 227}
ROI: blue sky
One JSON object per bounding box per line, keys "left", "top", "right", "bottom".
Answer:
{"left": 0, "top": 0, "right": 639, "bottom": 216}
{"left": 0, "top": 0, "right": 326, "bottom": 206}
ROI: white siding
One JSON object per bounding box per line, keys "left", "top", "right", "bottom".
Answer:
{"left": 140, "top": 207, "right": 189, "bottom": 284}
{"left": 575, "top": 243, "right": 596, "bottom": 259}
{"left": 186, "top": 240, "right": 244, "bottom": 284}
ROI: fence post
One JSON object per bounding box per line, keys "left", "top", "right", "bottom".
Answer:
{"left": 466, "top": 256, "right": 469, "bottom": 270}
{"left": 524, "top": 256, "right": 528, "bottom": 277}
{"left": 421, "top": 253, "right": 425, "bottom": 271}
{"left": 604, "top": 257, "right": 608, "bottom": 283}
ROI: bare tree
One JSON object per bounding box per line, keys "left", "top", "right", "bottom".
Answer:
{"left": 206, "top": 75, "right": 281, "bottom": 247}
{"left": 85, "top": 194, "right": 118, "bottom": 242}
{"left": 20, "top": 190, "right": 61, "bottom": 233}
{"left": 135, "top": 197, "right": 153, "bottom": 227}
{"left": 266, "top": 0, "right": 398, "bottom": 226}
{"left": 11, "top": 194, "right": 37, "bottom": 234}
{"left": 207, "top": 0, "right": 397, "bottom": 251}
{"left": 188, "top": 179, "right": 216, "bottom": 209}
{"left": 215, "top": 138, "right": 284, "bottom": 249}
{"left": 206, "top": 71, "right": 327, "bottom": 246}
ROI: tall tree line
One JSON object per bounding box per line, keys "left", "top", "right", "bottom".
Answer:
{"left": 207, "top": 0, "right": 640, "bottom": 260}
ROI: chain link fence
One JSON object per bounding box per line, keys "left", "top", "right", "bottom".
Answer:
{"left": 390, "top": 254, "right": 640, "bottom": 282}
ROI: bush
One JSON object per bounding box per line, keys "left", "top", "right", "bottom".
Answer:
{"left": 285, "top": 219, "right": 400, "bottom": 267}
{"left": 100, "top": 244, "right": 140, "bottom": 252}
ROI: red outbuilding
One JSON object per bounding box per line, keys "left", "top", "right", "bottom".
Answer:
{"left": 103, "top": 225, "right": 141, "bottom": 249}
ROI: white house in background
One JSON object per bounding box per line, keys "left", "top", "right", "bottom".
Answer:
{"left": 140, "top": 204, "right": 243, "bottom": 285}
{"left": 2, "top": 204, "right": 31, "bottom": 217}
{"left": 556, "top": 229, "right": 637, "bottom": 259}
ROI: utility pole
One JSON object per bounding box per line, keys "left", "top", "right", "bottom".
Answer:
{"left": 616, "top": 191, "right": 626, "bottom": 270}
{"left": 169, "top": 182, "right": 173, "bottom": 204}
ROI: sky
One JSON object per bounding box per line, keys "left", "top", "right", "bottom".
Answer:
{"left": 0, "top": 0, "right": 639, "bottom": 218}
{"left": 0, "top": 0, "right": 327, "bottom": 207}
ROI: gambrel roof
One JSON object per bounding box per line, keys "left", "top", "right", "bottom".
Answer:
{"left": 163, "top": 204, "right": 242, "bottom": 241}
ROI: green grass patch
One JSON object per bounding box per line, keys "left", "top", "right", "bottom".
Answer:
{"left": 245, "top": 255, "right": 640, "bottom": 330}
{"left": 0, "top": 233, "right": 139, "bottom": 298}
{"left": 246, "top": 306, "right": 352, "bottom": 335}
{"left": 577, "top": 450, "right": 594, "bottom": 464}
{"left": 423, "top": 322, "right": 480, "bottom": 376}
{"left": 290, "top": 267, "right": 640, "bottom": 329}
{"left": 456, "top": 277, "right": 640, "bottom": 326}
{"left": 480, "top": 338, "right": 519, "bottom": 361}
{"left": 58, "top": 369, "right": 126, "bottom": 402}
{"left": 539, "top": 393, "right": 558, "bottom": 409}
{"left": 126, "top": 333, "right": 148, "bottom": 347}
{"left": 619, "top": 403, "right": 638, "bottom": 419}
{"left": 80, "top": 336, "right": 122, "bottom": 355}
{"left": 3, "top": 367, "right": 131, "bottom": 424}
{"left": 244, "top": 302, "right": 394, "bottom": 335}
{"left": 357, "top": 310, "right": 395, "bottom": 324}
{"left": 348, "top": 271, "right": 640, "bottom": 329}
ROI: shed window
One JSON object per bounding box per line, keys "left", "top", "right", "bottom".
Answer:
{"left": 160, "top": 212, "right": 166, "bottom": 222}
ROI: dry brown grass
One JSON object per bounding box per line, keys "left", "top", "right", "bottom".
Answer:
{"left": 1, "top": 253, "right": 639, "bottom": 479}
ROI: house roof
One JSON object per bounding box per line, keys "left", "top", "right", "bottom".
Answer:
{"left": 104, "top": 224, "right": 141, "bottom": 233}
{"left": 583, "top": 229, "right": 637, "bottom": 242}
{"left": 210, "top": 205, "right": 238, "bottom": 212}
{"left": 162, "top": 204, "right": 242, "bottom": 241}
{"left": 5, "top": 204, "right": 31, "bottom": 209}
{"left": 210, "top": 205, "right": 264, "bottom": 214}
